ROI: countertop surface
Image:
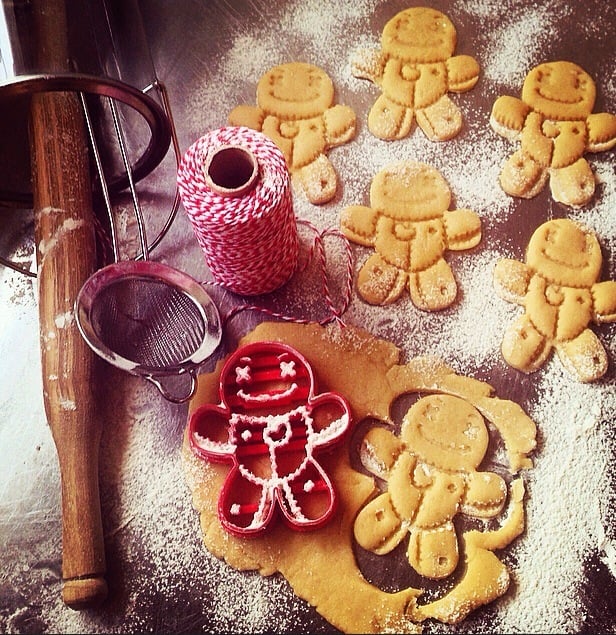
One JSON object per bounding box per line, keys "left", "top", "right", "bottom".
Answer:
{"left": 1, "top": 0, "right": 615, "bottom": 633}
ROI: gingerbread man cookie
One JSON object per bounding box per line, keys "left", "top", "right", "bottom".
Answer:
{"left": 493, "top": 218, "right": 616, "bottom": 382}
{"left": 188, "top": 341, "right": 351, "bottom": 536}
{"left": 354, "top": 394, "right": 508, "bottom": 580}
{"left": 351, "top": 7, "right": 480, "bottom": 141}
{"left": 340, "top": 161, "right": 482, "bottom": 311}
{"left": 229, "top": 62, "right": 356, "bottom": 204}
{"left": 490, "top": 60, "right": 616, "bottom": 207}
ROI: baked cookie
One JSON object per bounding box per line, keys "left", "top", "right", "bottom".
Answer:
{"left": 350, "top": 7, "right": 480, "bottom": 141}
{"left": 340, "top": 161, "right": 482, "bottom": 310}
{"left": 183, "top": 320, "right": 537, "bottom": 633}
{"left": 229, "top": 62, "right": 356, "bottom": 204}
{"left": 490, "top": 60, "right": 616, "bottom": 208}
{"left": 354, "top": 395, "right": 507, "bottom": 580}
{"left": 493, "top": 218, "right": 616, "bottom": 382}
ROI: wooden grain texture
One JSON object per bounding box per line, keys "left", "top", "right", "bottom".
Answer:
{"left": 30, "top": 0, "right": 107, "bottom": 609}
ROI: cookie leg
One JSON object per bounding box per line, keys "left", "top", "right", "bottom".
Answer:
{"left": 416, "top": 96, "right": 463, "bottom": 141}
{"left": 354, "top": 492, "right": 406, "bottom": 555}
{"left": 549, "top": 158, "right": 596, "bottom": 208}
{"left": 555, "top": 328, "right": 608, "bottom": 382}
{"left": 357, "top": 253, "right": 407, "bottom": 305}
{"left": 409, "top": 259, "right": 457, "bottom": 311}
{"left": 407, "top": 524, "right": 459, "bottom": 579}
{"left": 367, "top": 95, "right": 414, "bottom": 140}
{"left": 499, "top": 149, "right": 548, "bottom": 198}
{"left": 501, "top": 313, "right": 552, "bottom": 373}
{"left": 282, "top": 459, "right": 336, "bottom": 527}
{"left": 293, "top": 154, "right": 337, "bottom": 204}
{"left": 219, "top": 470, "right": 274, "bottom": 535}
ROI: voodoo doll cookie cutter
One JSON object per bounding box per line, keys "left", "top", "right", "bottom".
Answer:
{"left": 189, "top": 341, "right": 352, "bottom": 537}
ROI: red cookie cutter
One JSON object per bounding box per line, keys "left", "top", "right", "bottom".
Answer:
{"left": 189, "top": 341, "right": 352, "bottom": 537}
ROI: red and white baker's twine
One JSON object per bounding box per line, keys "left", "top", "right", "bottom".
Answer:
{"left": 177, "top": 126, "right": 298, "bottom": 296}
{"left": 177, "top": 126, "right": 353, "bottom": 327}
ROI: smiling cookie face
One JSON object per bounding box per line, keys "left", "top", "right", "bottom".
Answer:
{"left": 370, "top": 161, "right": 451, "bottom": 221}
{"left": 526, "top": 218, "right": 602, "bottom": 288}
{"left": 521, "top": 61, "right": 596, "bottom": 121}
{"left": 382, "top": 7, "right": 456, "bottom": 63}
{"left": 257, "top": 62, "right": 335, "bottom": 120}
{"left": 223, "top": 341, "right": 313, "bottom": 414}
{"left": 401, "top": 394, "right": 489, "bottom": 471}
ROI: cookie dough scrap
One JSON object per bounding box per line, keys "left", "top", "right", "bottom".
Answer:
{"left": 350, "top": 7, "right": 480, "bottom": 141}
{"left": 229, "top": 61, "right": 356, "bottom": 204}
{"left": 493, "top": 218, "right": 616, "bottom": 382}
{"left": 490, "top": 60, "right": 616, "bottom": 208}
{"left": 183, "top": 321, "right": 537, "bottom": 633}
{"left": 340, "top": 160, "right": 482, "bottom": 310}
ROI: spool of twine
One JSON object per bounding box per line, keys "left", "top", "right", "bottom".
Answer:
{"left": 177, "top": 126, "right": 299, "bottom": 296}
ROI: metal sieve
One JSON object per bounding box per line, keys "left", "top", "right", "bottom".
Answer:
{"left": 75, "top": 259, "right": 222, "bottom": 404}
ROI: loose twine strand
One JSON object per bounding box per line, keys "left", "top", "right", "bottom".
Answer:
{"left": 220, "top": 218, "right": 354, "bottom": 328}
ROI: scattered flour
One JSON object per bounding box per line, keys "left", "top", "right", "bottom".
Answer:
{"left": 1, "top": 0, "right": 614, "bottom": 634}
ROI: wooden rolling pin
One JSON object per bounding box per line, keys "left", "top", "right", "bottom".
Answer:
{"left": 30, "top": 0, "right": 107, "bottom": 609}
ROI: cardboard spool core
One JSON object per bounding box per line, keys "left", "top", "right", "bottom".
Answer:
{"left": 204, "top": 145, "right": 258, "bottom": 197}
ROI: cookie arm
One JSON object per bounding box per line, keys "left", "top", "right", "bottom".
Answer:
{"left": 309, "top": 392, "right": 352, "bottom": 449}
{"left": 443, "top": 209, "right": 482, "bottom": 250}
{"left": 586, "top": 112, "right": 616, "bottom": 153}
{"left": 350, "top": 46, "right": 386, "bottom": 84}
{"left": 446, "top": 55, "right": 480, "bottom": 93}
{"left": 323, "top": 104, "right": 357, "bottom": 147}
{"left": 490, "top": 96, "right": 530, "bottom": 140}
{"left": 228, "top": 104, "right": 266, "bottom": 130}
{"left": 188, "top": 404, "right": 235, "bottom": 462}
{"left": 360, "top": 426, "right": 404, "bottom": 478}
{"left": 340, "top": 205, "right": 379, "bottom": 246}
{"left": 592, "top": 280, "right": 616, "bottom": 322}
{"left": 493, "top": 258, "right": 531, "bottom": 305}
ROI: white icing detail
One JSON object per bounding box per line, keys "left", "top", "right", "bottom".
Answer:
{"left": 235, "top": 406, "right": 313, "bottom": 486}
{"left": 263, "top": 417, "right": 292, "bottom": 447}
{"left": 192, "top": 431, "right": 235, "bottom": 454}
{"left": 225, "top": 403, "right": 348, "bottom": 528}
{"left": 230, "top": 503, "right": 241, "bottom": 516}
{"left": 235, "top": 364, "right": 251, "bottom": 384}
{"left": 315, "top": 413, "right": 349, "bottom": 444}
{"left": 237, "top": 382, "right": 298, "bottom": 404}
{"left": 279, "top": 359, "right": 296, "bottom": 378}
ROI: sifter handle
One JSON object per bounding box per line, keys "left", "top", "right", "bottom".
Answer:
{"left": 30, "top": 89, "right": 107, "bottom": 609}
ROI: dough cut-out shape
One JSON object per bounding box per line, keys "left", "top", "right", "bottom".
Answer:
{"left": 340, "top": 160, "right": 482, "bottom": 310}
{"left": 229, "top": 61, "right": 356, "bottom": 204}
{"left": 189, "top": 341, "right": 351, "bottom": 536}
{"left": 183, "top": 321, "right": 537, "bottom": 633}
{"left": 351, "top": 6, "right": 480, "bottom": 141}
{"left": 354, "top": 394, "right": 507, "bottom": 580}
{"left": 490, "top": 60, "right": 616, "bottom": 208}
{"left": 493, "top": 218, "right": 616, "bottom": 382}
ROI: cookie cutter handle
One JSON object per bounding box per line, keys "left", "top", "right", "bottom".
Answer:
{"left": 145, "top": 370, "right": 198, "bottom": 404}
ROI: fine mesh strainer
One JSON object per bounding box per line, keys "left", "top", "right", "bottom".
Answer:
{"left": 76, "top": 260, "right": 222, "bottom": 404}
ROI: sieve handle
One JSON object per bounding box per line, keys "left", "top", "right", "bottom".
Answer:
{"left": 146, "top": 371, "right": 198, "bottom": 404}
{"left": 30, "top": 0, "right": 107, "bottom": 610}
